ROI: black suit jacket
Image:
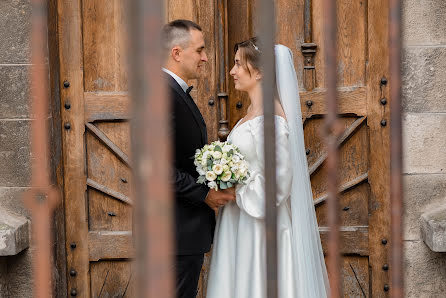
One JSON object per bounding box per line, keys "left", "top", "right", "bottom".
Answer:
{"left": 167, "top": 73, "right": 215, "bottom": 255}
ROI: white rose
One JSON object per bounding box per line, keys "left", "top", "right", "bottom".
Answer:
{"left": 212, "top": 164, "right": 224, "bottom": 175}
{"left": 221, "top": 171, "right": 232, "bottom": 182}
{"left": 229, "top": 161, "right": 234, "bottom": 167}
{"left": 220, "top": 158, "right": 228, "bottom": 165}
{"left": 207, "top": 181, "right": 217, "bottom": 190}
{"left": 223, "top": 165, "right": 230, "bottom": 172}
{"left": 223, "top": 145, "right": 232, "bottom": 152}
{"left": 197, "top": 167, "right": 206, "bottom": 176}
{"left": 213, "top": 151, "right": 222, "bottom": 159}
{"left": 232, "top": 155, "right": 241, "bottom": 163}
{"left": 206, "top": 171, "right": 217, "bottom": 181}
{"left": 201, "top": 158, "right": 208, "bottom": 167}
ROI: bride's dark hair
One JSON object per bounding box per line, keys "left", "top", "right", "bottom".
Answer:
{"left": 234, "top": 37, "right": 261, "bottom": 77}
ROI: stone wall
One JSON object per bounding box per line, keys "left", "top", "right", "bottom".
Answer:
{"left": 402, "top": 0, "right": 446, "bottom": 297}
{"left": 0, "top": 0, "right": 36, "bottom": 297}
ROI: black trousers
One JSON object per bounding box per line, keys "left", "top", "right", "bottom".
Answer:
{"left": 175, "top": 254, "right": 204, "bottom": 298}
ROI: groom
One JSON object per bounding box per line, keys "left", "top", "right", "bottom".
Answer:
{"left": 162, "top": 20, "right": 235, "bottom": 298}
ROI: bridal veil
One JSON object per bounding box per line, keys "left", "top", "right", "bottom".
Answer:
{"left": 275, "top": 44, "right": 330, "bottom": 297}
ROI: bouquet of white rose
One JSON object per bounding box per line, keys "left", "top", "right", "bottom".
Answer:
{"left": 194, "top": 141, "right": 250, "bottom": 191}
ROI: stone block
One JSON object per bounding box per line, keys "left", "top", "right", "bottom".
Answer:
{"left": 403, "top": 0, "right": 446, "bottom": 45}
{"left": 0, "top": 207, "right": 29, "bottom": 256}
{"left": 402, "top": 47, "right": 446, "bottom": 113}
{"left": 6, "top": 248, "right": 33, "bottom": 298}
{"left": 0, "top": 120, "right": 31, "bottom": 186}
{"left": 0, "top": 0, "right": 31, "bottom": 63}
{"left": 404, "top": 240, "right": 446, "bottom": 298}
{"left": 421, "top": 204, "right": 446, "bottom": 252}
{"left": 0, "top": 187, "right": 30, "bottom": 218}
{"left": 0, "top": 65, "right": 30, "bottom": 119}
{"left": 403, "top": 174, "right": 446, "bottom": 240}
{"left": 403, "top": 113, "right": 446, "bottom": 174}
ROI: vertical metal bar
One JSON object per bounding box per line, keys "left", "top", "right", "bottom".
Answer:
{"left": 389, "top": 0, "right": 404, "bottom": 296}
{"left": 323, "top": 0, "right": 342, "bottom": 297}
{"left": 27, "top": 0, "right": 60, "bottom": 297}
{"left": 258, "top": 1, "right": 277, "bottom": 298}
{"left": 129, "top": 1, "right": 174, "bottom": 297}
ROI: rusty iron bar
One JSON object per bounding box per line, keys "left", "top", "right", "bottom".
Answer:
{"left": 257, "top": 0, "right": 278, "bottom": 297}
{"left": 323, "top": 0, "right": 342, "bottom": 297}
{"left": 128, "top": 1, "right": 174, "bottom": 297}
{"left": 389, "top": 0, "right": 404, "bottom": 296}
{"left": 27, "top": 0, "right": 60, "bottom": 297}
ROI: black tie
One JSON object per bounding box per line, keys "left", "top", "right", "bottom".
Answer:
{"left": 186, "top": 85, "right": 193, "bottom": 95}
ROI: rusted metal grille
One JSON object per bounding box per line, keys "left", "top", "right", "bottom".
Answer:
{"left": 389, "top": 0, "right": 404, "bottom": 297}
{"left": 128, "top": 0, "right": 174, "bottom": 297}
{"left": 26, "top": 1, "right": 404, "bottom": 297}
{"left": 322, "top": 0, "right": 342, "bottom": 297}
{"left": 258, "top": 0, "right": 278, "bottom": 297}
{"left": 27, "top": 0, "right": 60, "bottom": 297}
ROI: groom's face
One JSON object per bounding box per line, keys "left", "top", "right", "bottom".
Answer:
{"left": 179, "top": 29, "right": 208, "bottom": 80}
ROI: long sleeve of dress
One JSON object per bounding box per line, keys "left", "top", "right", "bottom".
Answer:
{"left": 236, "top": 118, "right": 292, "bottom": 219}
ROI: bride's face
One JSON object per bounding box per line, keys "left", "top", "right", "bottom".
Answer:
{"left": 230, "top": 49, "right": 261, "bottom": 92}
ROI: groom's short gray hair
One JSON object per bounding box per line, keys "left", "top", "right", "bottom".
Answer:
{"left": 162, "top": 20, "right": 202, "bottom": 53}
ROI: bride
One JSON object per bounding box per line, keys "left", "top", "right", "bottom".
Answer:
{"left": 206, "top": 38, "right": 330, "bottom": 298}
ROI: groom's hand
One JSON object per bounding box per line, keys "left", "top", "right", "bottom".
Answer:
{"left": 205, "top": 188, "right": 236, "bottom": 212}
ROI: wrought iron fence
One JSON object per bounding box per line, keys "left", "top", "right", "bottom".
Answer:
{"left": 27, "top": 0, "right": 60, "bottom": 297}
{"left": 27, "top": 0, "right": 403, "bottom": 297}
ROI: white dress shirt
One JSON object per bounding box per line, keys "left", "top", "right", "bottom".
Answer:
{"left": 162, "top": 68, "right": 189, "bottom": 93}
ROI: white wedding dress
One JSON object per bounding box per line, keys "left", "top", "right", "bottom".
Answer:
{"left": 206, "top": 45, "right": 329, "bottom": 298}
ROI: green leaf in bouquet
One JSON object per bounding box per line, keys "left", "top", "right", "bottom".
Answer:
{"left": 214, "top": 145, "right": 223, "bottom": 153}
{"left": 229, "top": 179, "right": 236, "bottom": 184}
{"left": 208, "top": 165, "right": 212, "bottom": 171}
{"left": 228, "top": 149, "right": 234, "bottom": 156}
{"left": 227, "top": 182, "right": 233, "bottom": 188}
{"left": 207, "top": 158, "right": 213, "bottom": 167}
{"left": 197, "top": 176, "right": 206, "bottom": 184}
{"left": 219, "top": 181, "right": 228, "bottom": 190}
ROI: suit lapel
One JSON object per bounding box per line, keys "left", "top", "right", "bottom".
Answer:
{"left": 166, "top": 74, "right": 207, "bottom": 144}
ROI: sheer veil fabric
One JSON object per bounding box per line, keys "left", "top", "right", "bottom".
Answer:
{"left": 275, "top": 44, "right": 330, "bottom": 297}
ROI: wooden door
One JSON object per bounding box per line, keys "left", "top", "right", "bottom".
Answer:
{"left": 58, "top": 0, "right": 135, "bottom": 296}
{"left": 215, "top": 0, "right": 390, "bottom": 297}
{"left": 57, "top": 0, "right": 219, "bottom": 296}
{"left": 57, "top": 0, "right": 390, "bottom": 297}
